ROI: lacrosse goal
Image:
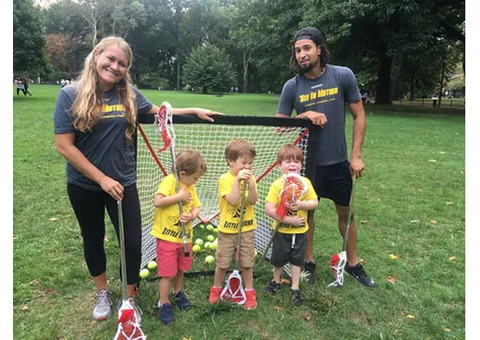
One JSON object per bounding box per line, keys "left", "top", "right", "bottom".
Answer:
{"left": 136, "top": 113, "right": 318, "bottom": 271}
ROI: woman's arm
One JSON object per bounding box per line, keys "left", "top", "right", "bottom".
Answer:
{"left": 55, "top": 133, "right": 124, "bottom": 200}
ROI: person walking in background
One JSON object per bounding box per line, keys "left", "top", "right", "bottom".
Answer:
{"left": 275, "top": 27, "right": 375, "bottom": 287}
{"left": 53, "top": 36, "right": 222, "bottom": 323}
{"left": 22, "top": 75, "right": 32, "bottom": 96}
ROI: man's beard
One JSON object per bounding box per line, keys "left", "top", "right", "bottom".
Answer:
{"left": 298, "top": 63, "right": 314, "bottom": 74}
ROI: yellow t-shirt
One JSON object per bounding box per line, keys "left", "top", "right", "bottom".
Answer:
{"left": 218, "top": 171, "right": 257, "bottom": 234}
{"left": 151, "top": 174, "right": 201, "bottom": 243}
{"left": 265, "top": 175, "right": 317, "bottom": 234}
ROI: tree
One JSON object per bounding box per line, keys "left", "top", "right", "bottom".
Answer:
{"left": 182, "top": 43, "right": 237, "bottom": 94}
{"left": 13, "top": 0, "right": 48, "bottom": 77}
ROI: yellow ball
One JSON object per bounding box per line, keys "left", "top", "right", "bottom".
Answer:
{"left": 139, "top": 268, "right": 150, "bottom": 279}
{"left": 205, "top": 255, "right": 215, "bottom": 264}
{"left": 192, "top": 244, "right": 202, "bottom": 253}
{"left": 147, "top": 261, "right": 157, "bottom": 270}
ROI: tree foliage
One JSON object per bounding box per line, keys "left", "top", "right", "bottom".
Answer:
{"left": 13, "top": 0, "right": 48, "bottom": 77}
{"left": 182, "top": 43, "right": 237, "bottom": 93}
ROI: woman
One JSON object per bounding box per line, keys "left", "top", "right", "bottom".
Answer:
{"left": 54, "top": 36, "right": 221, "bottom": 322}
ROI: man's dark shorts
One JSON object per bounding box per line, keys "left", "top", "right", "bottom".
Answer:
{"left": 313, "top": 160, "right": 353, "bottom": 207}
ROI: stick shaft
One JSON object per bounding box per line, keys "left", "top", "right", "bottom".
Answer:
{"left": 117, "top": 200, "right": 128, "bottom": 300}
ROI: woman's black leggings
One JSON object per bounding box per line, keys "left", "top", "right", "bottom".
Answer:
{"left": 67, "top": 183, "right": 142, "bottom": 285}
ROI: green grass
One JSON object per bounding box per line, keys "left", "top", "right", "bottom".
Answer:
{"left": 13, "top": 85, "right": 465, "bottom": 339}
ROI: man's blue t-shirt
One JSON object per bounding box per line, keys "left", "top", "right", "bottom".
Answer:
{"left": 276, "top": 64, "right": 361, "bottom": 166}
{"left": 53, "top": 85, "right": 153, "bottom": 190}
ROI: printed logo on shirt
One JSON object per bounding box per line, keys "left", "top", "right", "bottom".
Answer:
{"left": 299, "top": 87, "right": 338, "bottom": 103}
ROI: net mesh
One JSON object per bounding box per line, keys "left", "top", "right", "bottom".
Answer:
{"left": 136, "top": 115, "right": 316, "bottom": 270}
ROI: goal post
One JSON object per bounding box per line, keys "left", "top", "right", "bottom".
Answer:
{"left": 136, "top": 113, "right": 318, "bottom": 271}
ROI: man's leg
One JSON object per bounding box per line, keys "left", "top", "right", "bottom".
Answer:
{"left": 304, "top": 210, "right": 316, "bottom": 285}
{"left": 335, "top": 203, "right": 376, "bottom": 287}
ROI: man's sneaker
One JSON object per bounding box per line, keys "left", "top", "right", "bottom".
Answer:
{"left": 265, "top": 280, "right": 280, "bottom": 294}
{"left": 208, "top": 286, "right": 222, "bottom": 304}
{"left": 244, "top": 288, "right": 257, "bottom": 310}
{"left": 345, "top": 263, "right": 376, "bottom": 287}
{"left": 117, "top": 297, "right": 143, "bottom": 324}
{"left": 93, "top": 289, "right": 113, "bottom": 321}
{"left": 291, "top": 289, "right": 303, "bottom": 307}
{"left": 173, "top": 290, "right": 191, "bottom": 310}
{"left": 158, "top": 303, "right": 175, "bottom": 325}
{"left": 304, "top": 261, "right": 316, "bottom": 285}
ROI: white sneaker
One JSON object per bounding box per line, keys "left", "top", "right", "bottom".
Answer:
{"left": 93, "top": 289, "right": 113, "bottom": 321}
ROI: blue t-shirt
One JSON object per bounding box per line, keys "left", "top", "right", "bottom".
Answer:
{"left": 53, "top": 84, "right": 153, "bottom": 190}
{"left": 276, "top": 65, "right": 361, "bottom": 166}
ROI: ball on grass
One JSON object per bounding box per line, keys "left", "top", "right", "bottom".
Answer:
{"left": 206, "top": 234, "right": 215, "bottom": 242}
{"left": 139, "top": 268, "right": 150, "bottom": 279}
{"left": 192, "top": 244, "right": 202, "bottom": 253}
{"left": 206, "top": 224, "right": 215, "bottom": 231}
{"left": 205, "top": 255, "right": 215, "bottom": 264}
{"left": 194, "top": 238, "right": 204, "bottom": 246}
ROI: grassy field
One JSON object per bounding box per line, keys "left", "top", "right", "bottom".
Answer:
{"left": 13, "top": 84, "right": 465, "bottom": 339}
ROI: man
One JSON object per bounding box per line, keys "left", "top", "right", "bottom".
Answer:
{"left": 276, "top": 27, "right": 375, "bottom": 287}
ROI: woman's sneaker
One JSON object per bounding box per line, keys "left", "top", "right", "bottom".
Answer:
{"left": 117, "top": 297, "right": 143, "bottom": 324}
{"left": 93, "top": 289, "right": 113, "bottom": 321}
{"left": 345, "top": 263, "right": 376, "bottom": 287}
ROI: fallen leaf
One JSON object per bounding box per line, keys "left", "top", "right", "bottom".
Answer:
{"left": 22, "top": 306, "right": 29, "bottom": 312}
{"left": 406, "top": 314, "right": 415, "bottom": 319}
{"left": 182, "top": 337, "right": 192, "bottom": 340}
{"left": 443, "top": 328, "right": 451, "bottom": 332}
{"left": 389, "top": 254, "right": 400, "bottom": 260}
{"left": 360, "top": 219, "right": 368, "bottom": 224}
{"left": 449, "top": 256, "right": 456, "bottom": 261}
{"left": 446, "top": 201, "right": 453, "bottom": 205}
{"left": 358, "top": 258, "right": 366, "bottom": 264}
{"left": 415, "top": 187, "right": 423, "bottom": 192}
{"left": 386, "top": 276, "right": 396, "bottom": 284}
{"left": 280, "top": 278, "right": 291, "bottom": 284}
{"left": 302, "top": 313, "right": 312, "bottom": 321}
{"left": 274, "top": 305, "right": 283, "bottom": 311}
{"left": 29, "top": 279, "right": 39, "bottom": 286}
{"left": 410, "top": 220, "right": 419, "bottom": 223}
{"left": 431, "top": 220, "right": 437, "bottom": 225}
{"left": 49, "top": 217, "right": 58, "bottom": 222}
{"left": 428, "top": 159, "right": 437, "bottom": 163}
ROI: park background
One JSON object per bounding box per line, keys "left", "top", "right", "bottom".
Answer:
{"left": 11, "top": 0, "right": 474, "bottom": 339}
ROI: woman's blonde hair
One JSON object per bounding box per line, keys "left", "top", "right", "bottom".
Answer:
{"left": 72, "top": 37, "right": 137, "bottom": 142}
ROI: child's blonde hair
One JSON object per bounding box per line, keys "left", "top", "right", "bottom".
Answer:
{"left": 224, "top": 139, "right": 256, "bottom": 162}
{"left": 277, "top": 144, "right": 303, "bottom": 164}
{"left": 72, "top": 36, "right": 137, "bottom": 143}
{"left": 176, "top": 150, "right": 207, "bottom": 175}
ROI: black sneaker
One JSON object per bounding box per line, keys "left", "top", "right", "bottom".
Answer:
{"left": 345, "top": 263, "right": 376, "bottom": 287}
{"left": 265, "top": 280, "right": 280, "bottom": 294}
{"left": 173, "top": 290, "right": 191, "bottom": 310}
{"left": 158, "top": 303, "right": 175, "bottom": 325}
{"left": 304, "top": 261, "right": 316, "bottom": 285}
{"left": 291, "top": 289, "right": 303, "bottom": 307}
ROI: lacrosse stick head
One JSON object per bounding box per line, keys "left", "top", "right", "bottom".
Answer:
{"left": 155, "top": 101, "right": 174, "bottom": 152}
{"left": 220, "top": 270, "right": 246, "bottom": 305}
{"left": 114, "top": 300, "right": 146, "bottom": 340}
{"left": 275, "top": 173, "right": 308, "bottom": 218}
{"left": 328, "top": 251, "right": 347, "bottom": 287}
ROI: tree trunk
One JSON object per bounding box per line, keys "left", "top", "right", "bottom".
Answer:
{"left": 375, "top": 54, "right": 393, "bottom": 104}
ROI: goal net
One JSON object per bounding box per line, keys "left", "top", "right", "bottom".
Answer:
{"left": 136, "top": 114, "right": 317, "bottom": 272}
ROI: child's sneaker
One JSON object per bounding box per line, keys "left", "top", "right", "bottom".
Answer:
{"left": 244, "top": 288, "right": 257, "bottom": 310}
{"left": 93, "top": 289, "right": 113, "bottom": 321}
{"left": 291, "top": 289, "right": 303, "bottom": 307}
{"left": 264, "top": 280, "right": 280, "bottom": 294}
{"left": 208, "top": 286, "right": 222, "bottom": 304}
{"left": 173, "top": 290, "right": 191, "bottom": 310}
{"left": 158, "top": 303, "right": 175, "bottom": 325}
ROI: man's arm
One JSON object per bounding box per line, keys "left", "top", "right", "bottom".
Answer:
{"left": 348, "top": 100, "right": 366, "bottom": 178}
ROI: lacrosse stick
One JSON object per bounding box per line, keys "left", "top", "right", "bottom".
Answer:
{"left": 256, "top": 173, "right": 308, "bottom": 268}
{"left": 328, "top": 174, "right": 356, "bottom": 287}
{"left": 114, "top": 200, "right": 146, "bottom": 340}
{"left": 156, "top": 102, "right": 189, "bottom": 257}
{"left": 220, "top": 181, "right": 248, "bottom": 304}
